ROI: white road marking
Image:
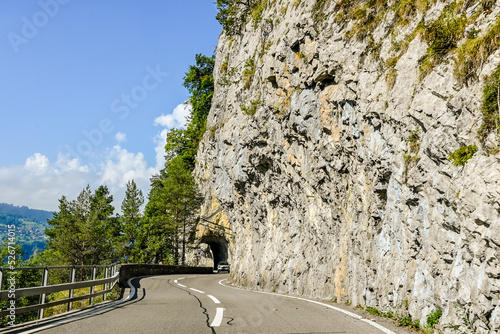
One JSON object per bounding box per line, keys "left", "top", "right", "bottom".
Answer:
{"left": 174, "top": 280, "right": 178, "bottom": 283}
{"left": 218, "top": 279, "right": 396, "bottom": 334}
{"left": 189, "top": 288, "right": 205, "bottom": 294}
{"left": 177, "top": 283, "right": 187, "bottom": 288}
{"left": 207, "top": 294, "right": 221, "bottom": 304}
{"left": 178, "top": 277, "right": 185, "bottom": 280}
{"left": 210, "top": 307, "right": 224, "bottom": 327}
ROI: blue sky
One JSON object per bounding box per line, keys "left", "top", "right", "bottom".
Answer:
{"left": 0, "top": 1, "right": 222, "bottom": 211}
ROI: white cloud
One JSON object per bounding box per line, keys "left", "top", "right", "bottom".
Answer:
{"left": 0, "top": 147, "right": 155, "bottom": 212}
{"left": 154, "top": 102, "right": 191, "bottom": 129}
{"left": 25, "top": 153, "right": 50, "bottom": 175}
{"left": 99, "top": 145, "right": 155, "bottom": 207}
{"left": 56, "top": 153, "right": 90, "bottom": 173}
{"left": 0, "top": 154, "right": 97, "bottom": 211}
{"left": 152, "top": 102, "right": 192, "bottom": 171}
{"left": 115, "top": 132, "right": 127, "bottom": 143}
{"left": 154, "top": 128, "right": 169, "bottom": 171}
{"left": 0, "top": 102, "right": 192, "bottom": 212}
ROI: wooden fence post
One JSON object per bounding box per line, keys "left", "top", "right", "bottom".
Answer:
{"left": 38, "top": 267, "right": 49, "bottom": 320}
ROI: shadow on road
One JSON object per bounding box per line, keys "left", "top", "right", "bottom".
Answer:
{"left": 2, "top": 277, "right": 147, "bottom": 334}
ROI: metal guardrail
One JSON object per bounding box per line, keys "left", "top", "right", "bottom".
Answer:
{"left": 0, "top": 264, "right": 119, "bottom": 320}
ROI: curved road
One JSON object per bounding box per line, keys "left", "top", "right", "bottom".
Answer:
{"left": 11, "top": 274, "right": 407, "bottom": 334}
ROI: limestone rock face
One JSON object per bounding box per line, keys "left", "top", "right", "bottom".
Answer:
{"left": 195, "top": 1, "right": 500, "bottom": 332}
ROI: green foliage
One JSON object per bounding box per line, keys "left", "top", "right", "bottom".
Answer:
{"left": 455, "top": 15, "right": 500, "bottom": 82}
{"left": 241, "top": 99, "right": 263, "bottom": 116}
{"left": 183, "top": 54, "right": 215, "bottom": 135}
{"left": 141, "top": 54, "right": 214, "bottom": 264}
{"left": 313, "top": 0, "right": 331, "bottom": 23}
{"left": 216, "top": 0, "right": 268, "bottom": 35}
{"left": 45, "top": 185, "right": 118, "bottom": 265}
{"left": 392, "top": 0, "right": 433, "bottom": 26}
{"left": 478, "top": 65, "right": 500, "bottom": 146}
{"left": 426, "top": 309, "right": 442, "bottom": 328}
{"left": 121, "top": 180, "right": 144, "bottom": 262}
{"left": 143, "top": 158, "right": 203, "bottom": 265}
{"left": 243, "top": 58, "right": 256, "bottom": 88}
{"left": 250, "top": 0, "right": 268, "bottom": 28}
{"left": 420, "top": 2, "right": 466, "bottom": 78}
{"left": 220, "top": 56, "right": 229, "bottom": 74}
{"left": 408, "top": 130, "right": 420, "bottom": 154}
{"left": 165, "top": 54, "right": 215, "bottom": 170}
{"left": 0, "top": 242, "right": 47, "bottom": 327}
{"left": 448, "top": 144, "right": 478, "bottom": 166}
{"left": 346, "top": 1, "right": 387, "bottom": 41}
{"left": 366, "top": 306, "right": 381, "bottom": 316}
{"left": 398, "top": 315, "right": 421, "bottom": 329}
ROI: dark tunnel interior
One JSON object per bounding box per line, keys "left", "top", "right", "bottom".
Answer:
{"left": 200, "top": 235, "right": 229, "bottom": 269}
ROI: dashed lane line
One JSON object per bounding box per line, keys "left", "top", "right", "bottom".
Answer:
{"left": 177, "top": 283, "right": 187, "bottom": 288}
{"left": 189, "top": 288, "right": 205, "bottom": 294}
{"left": 207, "top": 295, "right": 221, "bottom": 304}
{"left": 210, "top": 307, "right": 224, "bottom": 327}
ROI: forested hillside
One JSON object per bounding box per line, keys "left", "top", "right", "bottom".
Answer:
{"left": 0, "top": 203, "right": 53, "bottom": 259}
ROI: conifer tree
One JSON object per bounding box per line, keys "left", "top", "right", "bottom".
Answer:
{"left": 46, "top": 185, "right": 117, "bottom": 265}
{"left": 121, "top": 179, "right": 144, "bottom": 262}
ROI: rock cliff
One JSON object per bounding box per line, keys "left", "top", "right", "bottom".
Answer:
{"left": 195, "top": 1, "right": 500, "bottom": 332}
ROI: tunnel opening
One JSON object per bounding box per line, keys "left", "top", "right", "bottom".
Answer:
{"left": 200, "top": 235, "right": 229, "bottom": 269}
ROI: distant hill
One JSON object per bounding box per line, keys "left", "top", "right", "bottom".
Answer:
{"left": 0, "top": 203, "right": 53, "bottom": 260}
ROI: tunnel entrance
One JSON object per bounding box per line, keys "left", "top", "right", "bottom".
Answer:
{"left": 200, "top": 235, "right": 229, "bottom": 269}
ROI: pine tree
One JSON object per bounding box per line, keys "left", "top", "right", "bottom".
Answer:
{"left": 161, "top": 158, "right": 203, "bottom": 265}
{"left": 46, "top": 185, "right": 117, "bottom": 265}
{"left": 121, "top": 179, "right": 144, "bottom": 262}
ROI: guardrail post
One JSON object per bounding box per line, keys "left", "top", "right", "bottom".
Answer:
{"left": 68, "top": 266, "right": 76, "bottom": 311}
{"left": 112, "top": 263, "right": 117, "bottom": 288}
{"left": 38, "top": 267, "right": 49, "bottom": 320}
{"left": 103, "top": 266, "right": 109, "bottom": 301}
{"left": 89, "top": 265, "right": 96, "bottom": 305}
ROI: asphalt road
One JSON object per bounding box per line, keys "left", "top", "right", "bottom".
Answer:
{"left": 7, "top": 274, "right": 408, "bottom": 334}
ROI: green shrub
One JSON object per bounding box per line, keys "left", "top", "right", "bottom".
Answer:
{"left": 241, "top": 99, "right": 263, "bottom": 116}
{"left": 392, "top": 0, "right": 431, "bottom": 26}
{"left": 426, "top": 309, "right": 442, "bottom": 328}
{"left": 220, "top": 56, "right": 229, "bottom": 74}
{"left": 398, "top": 315, "right": 421, "bottom": 330}
{"left": 420, "top": 2, "right": 466, "bottom": 78}
{"left": 399, "top": 315, "right": 413, "bottom": 327}
{"left": 366, "top": 306, "right": 381, "bottom": 316}
{"left": 216, "top": 0, "right": 269, "bottom": 35}
{"left": 243, "top": 58, "right": 256, "bottom": 88}
{"left": 478, "top": 65, "right": 500, "bottom": 146}
{"left": 448, "top": 144, "right": 478, "bottom": 166}
{"left": 250, "top": 0, "right": 268, "bottom": 28}
{"left": 455, "top": 15, "right": 500, "bottom": 82}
